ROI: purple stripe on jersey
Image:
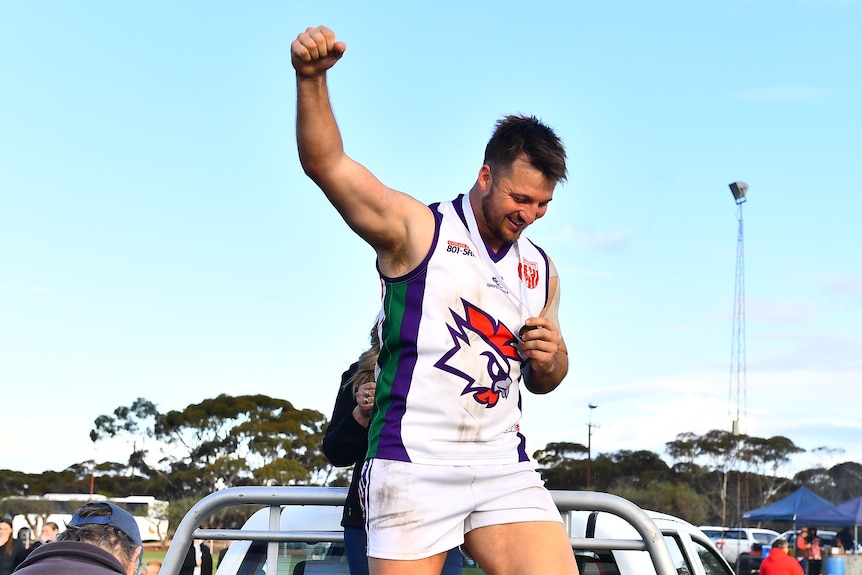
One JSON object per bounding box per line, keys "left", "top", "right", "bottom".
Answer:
{"left": 375, "top": 277, "right": 426, "bottom": 461}
{"left": 516, "top": 393, "right": 529, "bottom": 462}
{"left": 374, "top": 207, "right": 442, "bottom": 462}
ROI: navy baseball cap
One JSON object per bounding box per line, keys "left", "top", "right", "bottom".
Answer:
{"left": 69, "top": 502, "right": 143, "bottom": 548}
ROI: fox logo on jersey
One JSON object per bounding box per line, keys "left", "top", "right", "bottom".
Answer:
{"left": 434, "top": 299, "right": 522, "bottom": 408}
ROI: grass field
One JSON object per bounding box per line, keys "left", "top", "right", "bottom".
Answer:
{"left": 142, "top": 547, "right": 216, "bottom": 575}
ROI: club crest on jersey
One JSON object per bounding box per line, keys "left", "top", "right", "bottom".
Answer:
{"left": 519, "top": 258, "right": 540, "bottom": 289}
{"left": 434, "top": 299, "right": 522, "bottom": 408}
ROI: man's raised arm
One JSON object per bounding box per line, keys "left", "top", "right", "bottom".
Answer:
{"left": 290, "top": 26, "right": 433, "bottom": 274}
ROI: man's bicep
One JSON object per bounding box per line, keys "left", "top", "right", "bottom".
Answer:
{"left": 319, "top": 156, "right": 413, "bottom": 248}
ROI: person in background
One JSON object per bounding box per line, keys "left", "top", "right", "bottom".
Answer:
{"left": 199, "top": 540, "right": 213, "bottom": 575}
{"left": 178, "top": 542, "right": 198, "bottom": 575}
{"left": 216, "top": 541, "right": 231, "bottom": 567}
{"left": 796, "top": 527, "right": 810, "bottom": 574}
{"left": 808, "top": 537, "right": 822, "bottom": 575}
{"left": 13, "top": 502, "right": 143, "bottom": 575}
{"left": 761, "top": 538, "right": 803, "bottom": 575}
{"left": 0, "top": 518, "right": 28, "bottom": 575}
{"left": 192, "top": 540, "right": 202, "bottom": 575}
{"left": 144, "top": 559, "right": 162, "bottom": 574}
{"left": 24, "top": 522, "right": 61, "bottom": 555}
{"left": 323, "top": 326, "right": 463, "bottom": 575}
{"left": 40, "top": 522, "right": 60, "bottom": 545}
{"left": 837, "top": 527, "right": 854, "bottom": 554}
{"left": 16, "top": 528, "right": 35, "bottom": 551}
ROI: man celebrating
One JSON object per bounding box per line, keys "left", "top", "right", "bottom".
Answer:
{"left": 760, "top": 538, "right": 804, "bottom": 575}
{"left": 292, "top": 26, "right": 577, "bottom": 575}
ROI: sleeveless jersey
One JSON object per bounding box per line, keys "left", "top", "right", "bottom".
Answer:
{"left": 367, "top": 195, "right": 551, "bottom": 465}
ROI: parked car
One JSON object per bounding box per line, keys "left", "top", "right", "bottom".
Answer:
{"left": 213, "top": 503, "right": 735, "bottom": 575}
{"left": 159, "top": 486, "right": 736, "bottom": 575}
{"left": 696, "top": 526, "right": 780, "bottom": 568}
{"left": 699, "top": 525, "right": 726, "bottom": 542}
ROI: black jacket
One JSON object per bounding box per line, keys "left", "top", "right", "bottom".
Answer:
{"left": 13, "top": 541, "right": 127, "bottom": 575}
{"left": 322, "top": 362, "right": 367, "bottom": 529}
{"left": 0, "top": 538, "right": 28, "bottom": 575}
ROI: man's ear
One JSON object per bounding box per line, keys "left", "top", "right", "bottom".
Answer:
{"left": 126, "top": 546, "right": 143, "bottom": 575}
{"left": 477, "top": 164, "right": 493, "bottom": 191}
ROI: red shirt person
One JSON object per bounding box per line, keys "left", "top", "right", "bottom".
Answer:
{"left": 760, "top": 538, "right": 804, "bottom": 575}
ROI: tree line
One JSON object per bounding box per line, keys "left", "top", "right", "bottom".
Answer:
{"left": 1, "top": 394, "right": 859, "bottom": 533}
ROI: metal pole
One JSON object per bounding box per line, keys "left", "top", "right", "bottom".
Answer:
{"left": 587, "top": 403, "right": 597, "bottom": 489}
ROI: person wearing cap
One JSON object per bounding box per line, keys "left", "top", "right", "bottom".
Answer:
{"left": 13, "top": 502, "right": 143, "bottom": 575}
{"left": 760, "top": 538, "right": 804, "bottom": 575}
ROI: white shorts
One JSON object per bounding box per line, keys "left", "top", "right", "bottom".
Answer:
{"left": 359, "top": 459, "right": 562, "bottom": 560}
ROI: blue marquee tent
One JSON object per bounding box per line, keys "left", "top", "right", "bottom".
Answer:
{"left": 742, "top": 486, "right": 833, "bottom": 522}
{"left": 797, "top": 496, "right": 862, "bottom": 553}
{"left": 797, "top": 496, "right": 862, "bottom": 527}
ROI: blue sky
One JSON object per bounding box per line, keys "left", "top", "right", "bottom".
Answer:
{"left": 2, "top": 1, "right": 860, "bottom": 479}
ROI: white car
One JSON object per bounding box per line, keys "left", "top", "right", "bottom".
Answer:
{"left": 169, "top": 487, "right": 736, "bottom": 575}
{"left": 567, "top": 509, "right": 734, "bottom": 575}
{"left": 214, "top": 504, "right": 734, "bottom": 575}
{"left": 697, "top": 526, "right": 781, "bottom": 569}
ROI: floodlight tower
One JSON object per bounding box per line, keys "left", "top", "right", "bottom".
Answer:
{"left": 728, "top": 182, "right": 748, "bottom": 437}
{"left": 586, "top": 403, "right": 598, "bottom": 489}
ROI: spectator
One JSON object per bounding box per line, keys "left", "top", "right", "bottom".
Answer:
{"left": 178, "top": 541, "right": 199, "bottom": 575}
{"left": 809, "top": 537, "right": 822, "bottom": 575}
{"left": 25, "top": 522, "right": 61, "bottom": 554}
{"left": 322, "top": 326, "right": 463, "bottom": 575}
{"left": 837, "top": 527, "right": 854, "bottom": 554}
{"left": 796, "top": 528, "right": 810, "bottom": 574}
{"left": 40, "top": 522, "right": 60, "bottom": 545}
{"left": 13, "top": 502, "right": 143, "bottom": 575}
{"left": 199, "top": 540, "right": 212, "bottom": 575}
{"left": 216, "top": 541, "right": 231, "bottom": 567}
{"left": 144, "top": 559, "right": 162, "bottom": 574}
{"left": 0, "top": 518, "right": 28, "bottom": 575}
{"left": 16, "top": 528, "right": 35, "bottom": 551}
{"left": 760, "top": 538, "right": 803, "bottom": 575}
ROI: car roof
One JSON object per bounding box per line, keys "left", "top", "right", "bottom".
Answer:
{"left": 241, "top": 504, "right": 344, "bottom": 531}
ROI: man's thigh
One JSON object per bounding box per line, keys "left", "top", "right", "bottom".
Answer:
{"left": 465, "top": 521, "right": 578, "bottom": 575}
{"left": 369, "top": 552, "right": 448, "bottom": 575}
{"left": 362, "top": 460, "right": 472, "bottom": 560}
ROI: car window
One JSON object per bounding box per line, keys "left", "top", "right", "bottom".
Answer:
{"left": 576, "top": 551, "right": 621, "bottom": 575}
{"left": 753, "top": 533, "right": 774, "bottom": 544}
{"left": 693, "top": 538, "right": 735, "bottom": 575}
{"left": 226, "top": 540, "right": 348, "bottom": 575}
{"left": 662, "top": 534, "right": 693, "bottom": 575}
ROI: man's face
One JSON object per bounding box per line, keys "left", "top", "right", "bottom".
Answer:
{"left": 479, "top": 158, "right": 555, "bottom": 248}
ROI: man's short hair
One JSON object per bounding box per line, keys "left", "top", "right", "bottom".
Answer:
{"left": 773, "top": 538, "right": 789, "bottom": 549}
{"left": 483, "top": 114, "right": 568, "bottom": 185}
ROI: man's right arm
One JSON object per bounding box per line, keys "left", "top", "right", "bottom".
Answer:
{"left": 292, "top": 26, "right": 433, "bottom": 276}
